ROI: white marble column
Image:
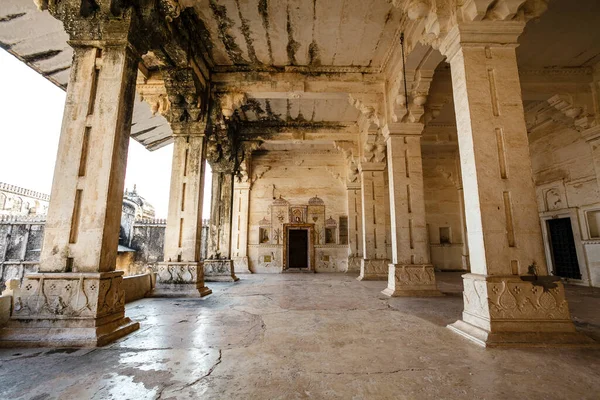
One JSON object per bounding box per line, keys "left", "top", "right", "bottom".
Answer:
{"left": 357, "top": 162, "right": 390, "bottom": 280}
{"left": 382, "top": 123, "right": 442, "bottom": 297}
{"left": 159, "top": 134, "right": 211, "bottom": 296}
{"left": 205, "top": 170, "right": 238, "bottom": 282}
{"left": 1, "top": 41, "right": 140, "bottom": 346}
{"left": 440, "top": 22, "right": 589, "bottom": 346}
{"left": 231, "top": 181, "right": 251, "bottom": 274}
{"left": 346, "top": 183, "right": 363, "bottom": 273}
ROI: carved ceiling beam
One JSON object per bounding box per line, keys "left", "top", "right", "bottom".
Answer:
{"left": 239, "top": 122, "right": 357, "bottom": 136}
{"left": 212, "top": 72, "right": 385, "bottom": 97}
{"left": 525, "top": 93, "right": 597, "bottom": 134}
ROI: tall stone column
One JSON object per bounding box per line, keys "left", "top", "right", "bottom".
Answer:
{"left": 440, "top": 22, "right": 589, "bottom": 346}
{"left": 231, "top": 181, "right": 251, "bottom": 274}
{"left": 205, "top": 170, "right": 238, "bottom": 281}
{"left": 0, "top": 14, "right": 140, "bottom": 346}
{"left": 357, "top": 162, "right": 390, "bottom": 280}
{"left": 382, "top": 123, "right": 442, "bottom": 297}
{"left": 158, "top": 133, "right": 211, "bottom": 296}
{"left": 346, "top": 183, "right": 363, "bottom": 273}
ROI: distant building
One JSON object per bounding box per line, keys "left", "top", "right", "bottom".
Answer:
{"left": 0, "top": 182, "right": 49, "bottom": 217}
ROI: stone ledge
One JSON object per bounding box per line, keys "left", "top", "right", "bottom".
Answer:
{"left": 448, "top": 319, "right": 598, "bottom": 348}
{"left": 0, "top": 316, "right": 139, "bottom": 348}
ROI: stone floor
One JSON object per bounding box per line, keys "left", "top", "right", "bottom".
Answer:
{"left": 1, "top": 272, "right": 599, "bottom": 400}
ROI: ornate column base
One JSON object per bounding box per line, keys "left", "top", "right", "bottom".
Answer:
{"left": 381, "top": 264, "right": 443, "bottom": 297}
{"left": 447, "top": 274, "right": 597, "bottom": 347}
{"left": 156, "top": 262, "right": 212, "bottom": 297}
{"left": 204, "top": 260, "right": 239, "bottom": 282}
{"left": 233, "top": 257, "right": 251, "bottom": 274}
{"left": 0, "top": 272, "right": 139, "bottom": 347}
{"left": 357, "top": 259, "right": 389, "bottom": 281}
{"left": 346, "top": 257, "right": 362, "bottom": 274}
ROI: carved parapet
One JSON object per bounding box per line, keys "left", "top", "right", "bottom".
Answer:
{"left": 382, "top": 264, "right": 442, "bottom": 297}
{"left": 10, "top": 272, "right": 125, "bottom": 320}
{"left": 204, "top": 259, "right": 238, "bottom": 282}
{"left": 157, "top": 262, "right": 199, "bottom": 283}
{"left": 357, "top": 258, "right": 390, "bottom": 281}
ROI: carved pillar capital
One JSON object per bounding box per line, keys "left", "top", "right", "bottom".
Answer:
{"left": 384, "top": 122, "right": 425, "bottom": 141}
{"left": 439, "top": 21, "right": 525, "bottom": 62}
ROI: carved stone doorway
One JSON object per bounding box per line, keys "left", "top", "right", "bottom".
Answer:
{"left": 283, "top": 224, "right": 315, "bottom": 272}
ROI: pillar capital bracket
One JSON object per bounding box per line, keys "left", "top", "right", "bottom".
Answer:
{"left": 439, "top": 21, "right": 525, "bottom": 61}
{"left": 162, "top": 68, "right": 208, "bottom": 125}
{"left": 358, "top": 162, "right": 386, "bottom": 172}
{"left": 384, "top": 122, "right": 425, "bottom": 140}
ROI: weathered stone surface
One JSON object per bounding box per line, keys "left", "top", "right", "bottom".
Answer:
{"left": 0, "top": 273, "right": 599, "bottom": 398}
{"left": 448, "top": 273, "right": 595, "bottom": 347}
{"left": 0, "top": 271, "right": 139, "bottom": 347}
{"left": 156, "top": 262, "right": 212, "bottom": 296}
{"left": 204, "top": 259, "right": 238, "bottom": 282}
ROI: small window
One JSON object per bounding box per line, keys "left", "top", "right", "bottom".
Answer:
{"left": 587, "top": 210, "right": 600, "bottom": 239}
{"left": 325, "top": 228, "right": 336, "bottom": 244}
{"left": 439, "top": 227, "right": 451, "bottom": 244}
{"left": 259, "top": 227, "right": 270, "bottom": 244}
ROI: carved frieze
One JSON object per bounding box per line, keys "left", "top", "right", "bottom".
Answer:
{"left": 462, "top": 274, "right": 572, "bottom": 323}
{"left": 157, "top": 262, "right": 201, "bottom": 284}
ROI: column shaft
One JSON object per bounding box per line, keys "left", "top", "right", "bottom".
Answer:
{"left": 205, "top": 171, "right": 238, "bottom": 281}
{"left": 358, "top": 164, "right": 389, "bottom": 280}
{"left": 346, "top": 184, "right": 363, "bottom": 273}
{"left": 382, "top": 125, "right": 441, "bottom": 296}
{"left": 1, "top": 41, "right": 140, "bottom": 346}
{"left": 441, "top": 23, "right": 590, "bottom": 346}
{"left": 159, "top": 135, "right": 211, "bottom": 296}
{"left": 231, "top": 182, "right": 251, "bottom": 273}
{"left": 41, "top": 45, "right": 137, "bottom": 273}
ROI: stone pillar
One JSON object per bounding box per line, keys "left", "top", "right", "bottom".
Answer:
{"left": 1, "top": 31, "right": 140, "bottom": 346}
{"left": 440, "top": 22, "right": 590, "bottom": 346}
{"left": 382, "top": 123, "right": 442, "bottom": 297}
{"left": 205, "top": 170, "right": 238, "bottom": 282}
{"left": 158, "top": 134, "right": 211, "bottom": 296}
{"left": 357, "top": 162, "right": 390, "bottom": 280}
{"left": 231, "top": 181, "right": 251, "bottom": 274}
{"left": 346, "top": 183, "right": 363, "bottom": 273}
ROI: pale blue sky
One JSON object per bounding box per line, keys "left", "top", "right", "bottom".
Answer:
{"left": 0, "top": 49, "right": 211, "bottom": 218}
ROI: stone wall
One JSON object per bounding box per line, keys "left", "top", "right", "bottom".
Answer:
{"left": 529, "top": 124, "right": 600, "bottom": 286}
{"left": 422, "top": 149, "right": 468, "bottom": 271}
{"left": 248, "top": 147, "right": 350, "bottom": 273}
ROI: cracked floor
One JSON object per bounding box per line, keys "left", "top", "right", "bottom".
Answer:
{"left": 1, "top": 272, "right": 599, "bottom": 399}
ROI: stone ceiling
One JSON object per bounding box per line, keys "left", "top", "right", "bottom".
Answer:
{"left": 185, "top": 0, "right": 403, "bottom": 71}
{"left": 1, "top": 0, "right": 599, "bottom": 152}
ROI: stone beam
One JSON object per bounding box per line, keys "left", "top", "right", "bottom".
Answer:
{"left": 239, "top": 122, "right": 357, "bottom": 136}
{"left": 212, "top": 72, "right": 385, "bottom": 96}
